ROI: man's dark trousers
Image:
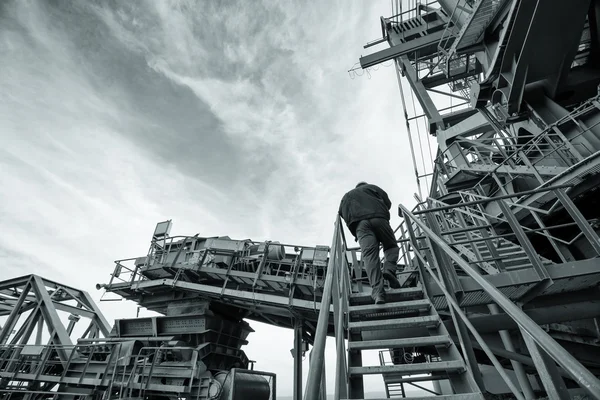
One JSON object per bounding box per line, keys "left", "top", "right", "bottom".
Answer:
{"left": 356, "top": 217, "right": 400, "bottom": 300}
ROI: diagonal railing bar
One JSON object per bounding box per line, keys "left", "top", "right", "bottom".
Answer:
{"left": 408, "top": 230, "right": 525, "bottom": 400}
{"left": 432, "top": 191, "right": 599, "bottom": 247}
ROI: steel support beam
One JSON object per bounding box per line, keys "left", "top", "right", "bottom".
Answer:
{"left": 488, "top": 304, "right": 535, "bottom": 399}
{"left": 360, "top": 30, "right": 446, "bottom": 69}
{"left": 133, "top": 279, "right": 333, "bottom": 316}
{"left": 308, "top": 349, "right": 327, "bottom": 400}
{"left": 458, "top": 164, "right": 567, "bottom": 177}
{"left": 450, "top": 298, "right": 600, "bottom": 334}
{"left": 31, "top": 276, "right": 73, "bottom": 362}
{"left": 348, "top": 331, "right": 364, "bottom": 399}
{"left": 79, "top": 291, "right": 112, "bottom": 337}
{"left": 521, "top": 329, "right": 570, "bottom": 399}
{"left": 0, "top": 279, "right": 32, "bottom": 345}
{"left": 293, "top": 318, "right": 303, "bottom": 400}
{"left": 398, "top": 56, "right": 444, "bottom": 131}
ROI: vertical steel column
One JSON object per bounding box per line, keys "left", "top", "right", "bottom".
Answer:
{"left": 293, "top": 318, "right": 303, "bottom": 400}
{"left": 521, "top": 329, "right": 570, "bottom": 399}
{"left": 488, "top": 304, "right": 535, "bottom": 399}
{"left": 332, "top": 248, "right": 348, "bottom": 400}
{"left": 348, "top": 330, "right": 365, "bottom": 399}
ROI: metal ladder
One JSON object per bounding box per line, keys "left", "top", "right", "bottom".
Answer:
{"left": 343, "top": 283, "right": 484, "bottom": 400}
{"left": 385, "top": 381, "right": 406, "bottom": 398}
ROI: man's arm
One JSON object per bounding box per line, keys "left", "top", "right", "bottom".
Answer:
{"left": 338, "top": 194, "right": 345, "bottom": 217}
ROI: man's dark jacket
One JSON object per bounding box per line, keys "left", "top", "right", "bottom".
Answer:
{"left": 338, "top": 184, "right": 392, "bottom": 237}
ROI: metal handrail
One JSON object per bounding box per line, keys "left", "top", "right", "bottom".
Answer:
{"left": 399, "top": 204, "right": 600, "bottom": 398}
{"left": 406, "top": 230, "right": 525, "bottom": 399}
{"left": 304, "top": 215, "right": 354, "bottom": 400}
{"left": 334, "top": 223, "right": 351, "bottom": 399}
{"left": 303, "top": 215, "right": 343, "bottom": 400}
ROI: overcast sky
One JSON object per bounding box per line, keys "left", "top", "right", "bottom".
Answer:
{"left": 0, "top": 0, "right": 431, "bottom": 396}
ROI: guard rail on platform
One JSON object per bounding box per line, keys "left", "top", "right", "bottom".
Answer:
{"left": 303, "top": 206, "right": 600, "bottom": 400}
{"left": 399, "top": 203, "right": 600, "bottom": 399}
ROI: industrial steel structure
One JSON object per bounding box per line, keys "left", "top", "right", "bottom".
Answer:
{"left": 2, "top": 0, "right": 600, "bottom": 399}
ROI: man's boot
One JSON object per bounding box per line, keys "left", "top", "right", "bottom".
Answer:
{"left": 374, "top": 292, "right": 386, "bottom": 305}
{"left": 384, "top": 271, "right": 401, "bottom": 289}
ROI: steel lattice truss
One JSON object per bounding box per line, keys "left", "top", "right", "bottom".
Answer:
{"left": 0, "top": 275, "right": 111, "bottom": 352}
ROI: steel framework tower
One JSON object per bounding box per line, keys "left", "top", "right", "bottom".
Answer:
{"left": 311, "top": 0, "right": 600, "bottom": 399}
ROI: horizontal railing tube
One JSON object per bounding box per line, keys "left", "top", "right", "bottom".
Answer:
{"left": 399, "top": 205, "right": 600, "bottom": 399}
{"left": 409, "top": 184, "right": 573, "bottom": 215}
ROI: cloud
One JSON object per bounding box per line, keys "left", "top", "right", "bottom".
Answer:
{"left": 0, "top": 0, "right": 424, "bottom": 394}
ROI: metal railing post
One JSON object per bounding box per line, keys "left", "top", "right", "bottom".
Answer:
{"left": 293, "top": 318, "right": 303, "bottom": 400}
{"left": 332, "top": 235, "right": 348, "bottom": 400}
{"left": 303, "top": 217, "right": 340, "bottom": 400}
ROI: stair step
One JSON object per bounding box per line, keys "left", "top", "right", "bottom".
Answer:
{"left": 348, "top": 335, "right": 451, "bottom": 350}
{"left": 349, "top": 360, "right": 465, "bottom": 376}
{"left": 349, "top": 315, "right": 439, "bottom": 332}
{"left": 342, "top": 394, "right": 483, "bottom": 400}
{"left": 348, "top": 299, "right": 430, "bottom": 316}
{"left": 350, "top": 287, "right": 423, "bottom": 304}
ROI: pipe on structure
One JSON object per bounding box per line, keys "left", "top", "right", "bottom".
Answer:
{"left": 400, "top": 204, "right": 600, "bottom": 399}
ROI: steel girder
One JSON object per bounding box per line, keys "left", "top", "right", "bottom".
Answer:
{"left": 0, "top": 274, "right": 110, "bottom": 362}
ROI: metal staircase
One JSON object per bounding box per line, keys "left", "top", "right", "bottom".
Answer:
{"left": 449, "top": 0, "right": 507, "bottom": 57}
{"left": 303, "top": 213, "right": 600, "bottom": 400}
{"left": 345, "top": 285, "right": 483, "bottom": 400}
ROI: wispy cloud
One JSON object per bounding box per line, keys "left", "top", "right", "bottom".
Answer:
{"left": 0, "top": 0, "right": 420, "bottom": 393}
